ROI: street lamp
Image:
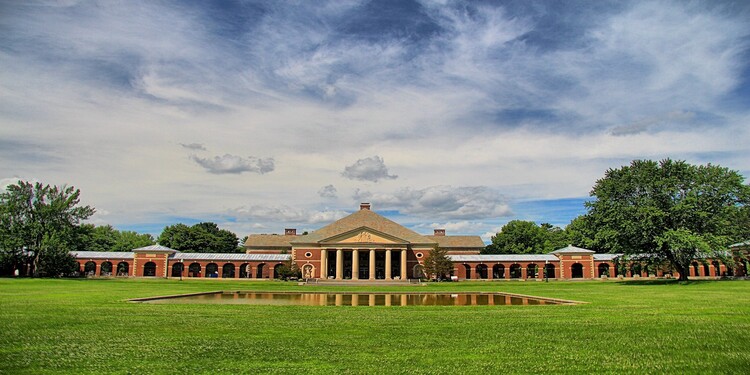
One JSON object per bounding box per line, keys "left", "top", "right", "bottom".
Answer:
{"left": 179, "top": 259, "right": 183, "bottom": 281}
{"left": 544, "top": 260, "right": 549, "bottom": 283}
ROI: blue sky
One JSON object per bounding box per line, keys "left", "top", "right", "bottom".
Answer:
{"left": 1, "top": 0, "right": 749, "bottom": 243}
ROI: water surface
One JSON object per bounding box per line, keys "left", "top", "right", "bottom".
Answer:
{"left": 138, "top": 292, "right": 573, "bottom": 306}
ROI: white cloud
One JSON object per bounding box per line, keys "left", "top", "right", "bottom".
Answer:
{"left": 190, "top": 154, "right": 275, "bottom": 175}
{"left": 318, "top": 184, "right": 338, "bottom": 198}
{"left": 355, "top": 186, "right": 511, "bottom": 220}
{"left": 179, "top": 143, "right": 207, "bottom": 151}
{"left": 342, "top": 156, "right": 398, "bottom": 182}
{"left": 230, "top": 205, "right": 348, "bottom": 225}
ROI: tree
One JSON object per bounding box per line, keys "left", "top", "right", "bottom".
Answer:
{"left": 157, "top": 222, "right": 240, "bottom": 253}
{"left": 585, "top": 159, "right": 750, "bottom": 281}
{"left": 273, "top": 259, "right": 301, "bottom": 280}
{"left": 422, "top": 247, "right": 453, "bottom": 281}
{"left": 484, "top": 220, "right": 568, "bottom": 254}
{"left": 78, "top": 224, "right": 155, "bottom": 252}
{"left": 0, "top": 181, "right": 94, "bottom": 276}
{"left": 565, "top": 215, "right": 597, "bottom": 250}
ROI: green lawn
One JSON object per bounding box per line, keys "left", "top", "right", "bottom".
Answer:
{"left": 0, "top": 278, "right": 748, "bottom": 374}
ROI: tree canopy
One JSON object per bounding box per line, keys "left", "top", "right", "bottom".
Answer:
{"left": 0, "top": 181, "right": 94, "bottom": 276}
{"left": 157, "top": 222, "right": 240, "bottom": 253}
{"left": 584, "top": 159, "right": 750, "bottom": 280}
{"left": 484, "top": 220, "right": 568, "bottom": 254}
{"left": 79, "top": 224, "right": 155, "bottom": 252}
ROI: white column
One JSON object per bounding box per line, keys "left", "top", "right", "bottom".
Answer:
{"left": 400, "top": 250, "right": 407, "bottom": 280}
{"left": 336, "top": 249, "right": 343, "bottom": 280}
{"left": 385, "top": 249, "right": 392, "bottom": 280}
{"left": 320, "top": 249, "right": 327, "bottom": 279}
{"left": 352, "top": 249, "right": 359, "bottom": 280}
{"left": 369, "top": 249, "right": 376, "bottom": 280}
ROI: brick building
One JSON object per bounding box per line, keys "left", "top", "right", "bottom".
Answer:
{"left": 72, "top": 203, "right": 748, "bottom": 280}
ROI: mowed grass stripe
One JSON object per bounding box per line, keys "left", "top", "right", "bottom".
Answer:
{"left": 0, "top": 278, "right": 748, "bottom": 374}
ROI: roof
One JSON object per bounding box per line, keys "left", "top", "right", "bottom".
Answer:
{"left": 426, "top": 235, "right": 485, "bottom": 249}
{"left": 133, "top": 245, "right": 177, "bottom": 252}
{"left": 450, "top": 254, "right": 558, "bottom": 263}
{"left": 593, "top": 253, "right": 621, "bottom": 261}
{"left": 172, "top": 253, "right": 291, "bottom": 262}
{"left": 291, "top": 209, "right": 436, "bottom": 245}
{"left": 551, "top": 244, "right": 595, "bottom": 255}
{"left": 71, "top": 251, "right": 134, "bottom": 259}
{"left": 245, "top": 234, "right": 296, "bottom": 248}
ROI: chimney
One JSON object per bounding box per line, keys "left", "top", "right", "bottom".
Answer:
{"left": 434, "top": 229, "right": 445, "bottom": 236}
{"left": 285, "top": 228, "right": 297, "bottom": 236}
{"left": 360, "top": 203, "right": 371, "bottom": 211}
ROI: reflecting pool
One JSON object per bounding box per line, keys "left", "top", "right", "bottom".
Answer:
{"left": 135, "top": 292, "right": 576, "bottom": 306}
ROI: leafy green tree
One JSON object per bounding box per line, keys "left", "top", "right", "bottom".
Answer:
{"left": 274, "top": 259, "right": 301, "bottom": 280}
{"left": 423, "top": 247, "right": 453, "bottom": 280}
{"left": 565, "top": 215, "right": 597, "bottom": 250}
{"left": 585, "top": 159, "right": 750, "bottom": 281}
{"left": 0, "top": 181, "right": 94, "bottom": 276}
{"left": 484, "top": 220, "right": 567, "bottom": 254}
{"left": 78, "top": 224, "right": 154, "bottom": 252}
{"left": 157, "top": 222, "right": 239, "bottom": 253}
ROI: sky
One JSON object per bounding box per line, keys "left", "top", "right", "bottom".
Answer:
{"left": 2, "top": 0, "right": 749, "bottom": 244}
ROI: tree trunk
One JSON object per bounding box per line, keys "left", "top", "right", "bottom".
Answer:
{"left": 676, "top": 264, "right": 689, "bottom": 281}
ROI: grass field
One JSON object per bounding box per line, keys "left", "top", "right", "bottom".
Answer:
{"left": 1, "top": 278, "right": 749, "bottom": 374}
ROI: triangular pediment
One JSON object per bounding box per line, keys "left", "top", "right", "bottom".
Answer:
{"left": 321, "top": 227, "right": 407, "bottom": 245}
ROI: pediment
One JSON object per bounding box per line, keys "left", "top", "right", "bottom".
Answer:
{"left": 321, "top": 227, "right": 407, "bottom": 245}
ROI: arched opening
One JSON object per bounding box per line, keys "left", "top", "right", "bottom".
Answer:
{"left": 188, "top": 263, "right": 201, "bottom": 277}
{"left": 171, "top": 263, "right": 184, "bottom": 277}
{"left": 509, "top": 264, "right": 522, "bottom": 279}
{"left": 476, "top": 264, "right": 488, "bottom": 279}
{"left": 631, "top": 263, "right": 642, "bottom": 277}
{"left": 412, "top": 264, "right": 425, "bottom": 279}
{"left": 691, "top": 262, "right": 700, "bottom": 277}
{"left": 116, "top": 262, "right": 129, "bottom": 276}
{"left": 598, "top": 263, "right": 610, "bottom": 278}
{"left": 205, "top": 263, "right": 218, "bottom": 278}
{"left": 272, "top": 263, "right": 284, "bottom": 279}
{"left": 143, "top": 262, "right": 157, "bottom": 277}
{"left": 463, "top": 264, "right": 471, "bottom": 279}
{"left": 100, "top": 261, "right": 113, "bottom": 276}
{"left": 222, "top": 263, "right": 235, "bottom": 278}
{"left": 239, "top": 263, "right": 249, "bottom": 278}
{"left": 702, "top": 263, "right": 709, "bottom": 277}
{"left": 726, "top": 263, "right": 734, "bottom": 277}
{"left": 526, "top": 264, "right": 538, "bottom": 279}
{"left": 544, "top": 263, "right": 555, "bottom": 279}
{"left": 492, "top": 264, "right": 505, "bottom": 279}
{"left": 256, "top": 263, "right": 266, "bottom": 278}
{"left": 84, "top": 261, "right": 97, "bottom": 276}
{"left": 712, "top": 261, "right": 721, "bottom": 276}
{"left": 571, "top": 263, "right": 584, "bottom": 278}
